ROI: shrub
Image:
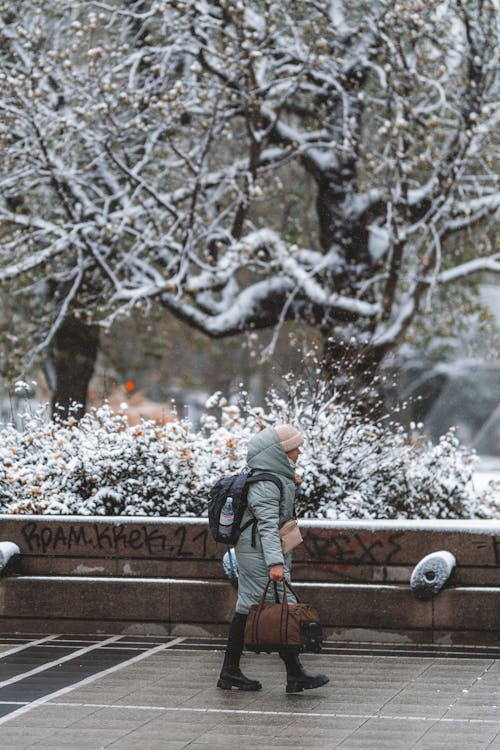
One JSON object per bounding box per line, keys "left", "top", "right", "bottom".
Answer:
{"left": 0, "top": 383, "right": 498, "bottom": 519}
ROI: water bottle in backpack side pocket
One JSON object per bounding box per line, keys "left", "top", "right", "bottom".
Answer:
{"left": 218, "top": 496, "right": 234, "bottom": 540}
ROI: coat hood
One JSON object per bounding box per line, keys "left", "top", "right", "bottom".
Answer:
{"left": 246, "top": 427, "right": 295, "bottom": 479}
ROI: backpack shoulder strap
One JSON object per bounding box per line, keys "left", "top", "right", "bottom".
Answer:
{"left": 230, "top": 466, "right": 253, "bottom": 496}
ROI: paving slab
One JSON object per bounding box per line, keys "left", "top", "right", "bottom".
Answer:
{"left": 2, "top": 637, "right": 500, "bottom": 748}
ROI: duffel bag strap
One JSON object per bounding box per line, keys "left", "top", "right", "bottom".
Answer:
{"left": 273, "top": 581, "right": 280, "bottom": 603}
{"left": 257, "top": 579, "right": 273, "bottom": 609}
{"left": 279, "top": 581, "right": 289, "bottom": 645}
{"left": 282, "top": 578, "right": 301, "bottom": 603}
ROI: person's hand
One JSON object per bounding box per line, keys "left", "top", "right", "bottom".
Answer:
{"left": 295, "top": 473, "right": 302, "bottom": 487}
{"left": 269, "top": 564, "right": 284, "bottom": 581}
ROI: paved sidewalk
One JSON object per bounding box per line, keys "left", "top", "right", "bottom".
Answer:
{"left": 1, "top": 636, "right": 500, "bottom": 749}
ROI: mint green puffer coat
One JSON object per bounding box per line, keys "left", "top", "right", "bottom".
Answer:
{"left": 234, "top": 427, "right": 298, "bottom": 615}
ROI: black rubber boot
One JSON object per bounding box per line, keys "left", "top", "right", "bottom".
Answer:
{"left": 279, "top": 648, "right": 329, "bottom": 694}
{"left": 217, "top": 613, "right": 262, "bottom": 691}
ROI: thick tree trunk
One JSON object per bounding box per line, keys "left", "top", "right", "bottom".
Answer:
{"left": 48, "top": 316, "right": 100, "bottom": 420}
{"left": 310, "top": 111, "right": 389, "bottom": 399}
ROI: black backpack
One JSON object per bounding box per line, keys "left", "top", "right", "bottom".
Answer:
{"left": 208, "top": 466, "right": 284, "bottom": 546}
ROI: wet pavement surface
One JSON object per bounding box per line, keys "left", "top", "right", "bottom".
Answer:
{"left": 1, "top": 635, "right": 500, "bottom": 748}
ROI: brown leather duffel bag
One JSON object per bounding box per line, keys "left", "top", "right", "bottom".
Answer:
{"left": 245, "top": 580, "right": 323, "bottom": 653}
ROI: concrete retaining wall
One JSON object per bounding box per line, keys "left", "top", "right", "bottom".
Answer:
{"left": 1, "top": 515, "right": 500, "bottom": 643}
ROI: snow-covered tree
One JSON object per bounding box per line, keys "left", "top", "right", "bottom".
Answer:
{"left": 1, "top": 0, "right": 499, "bottom": 411}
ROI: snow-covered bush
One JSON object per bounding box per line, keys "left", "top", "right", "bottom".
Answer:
{"left": 235, "top": 379, "right": 499, "bottom": 520}
{"left": 0, "top": 386, "right": 498, "bottom": 519}
{"left": 0, "top": 402, "right": 249, "bottom": 516}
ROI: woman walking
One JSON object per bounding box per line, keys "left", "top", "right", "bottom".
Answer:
{"left": 217, "top": 423, "right": 329, "bottom": 693}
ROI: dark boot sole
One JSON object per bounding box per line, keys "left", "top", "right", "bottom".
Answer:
{"left": 217, "top": 678, "right": 262, "bottom": 691}
{"left": 286, "top": 675, "right": 330, "bottom": 694}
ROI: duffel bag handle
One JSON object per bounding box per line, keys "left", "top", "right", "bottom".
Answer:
{"left": 256, "top": 578, "right": 301, "bottom": 609}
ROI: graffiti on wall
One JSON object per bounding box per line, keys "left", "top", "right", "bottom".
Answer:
{"left": 20, "top": 521, "right": 407, "bottom": 563}
{"left": 13, "top": 520, "right": 500, "bottom": 568}
{"left": 301, "top": 530, "right": 405, "bottom": 566}
{"left": 20, "top": 521, "right": 213, "bottom": 558}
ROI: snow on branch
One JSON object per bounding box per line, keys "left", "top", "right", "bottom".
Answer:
{"left": 236, "top": 229, "right": 380, "bottom": 316}
{"left": 437, "top": 255, "right": 500, "bottom": 285}
{"left": 0, "top": 236, "right": 71, "bottom": 282}
{"left": 160, "top": 277, "right": 292, "bottom": 336}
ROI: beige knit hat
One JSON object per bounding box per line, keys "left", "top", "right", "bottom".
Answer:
{"left": 274, "top": 424, "right": 304, "bottom": 453}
